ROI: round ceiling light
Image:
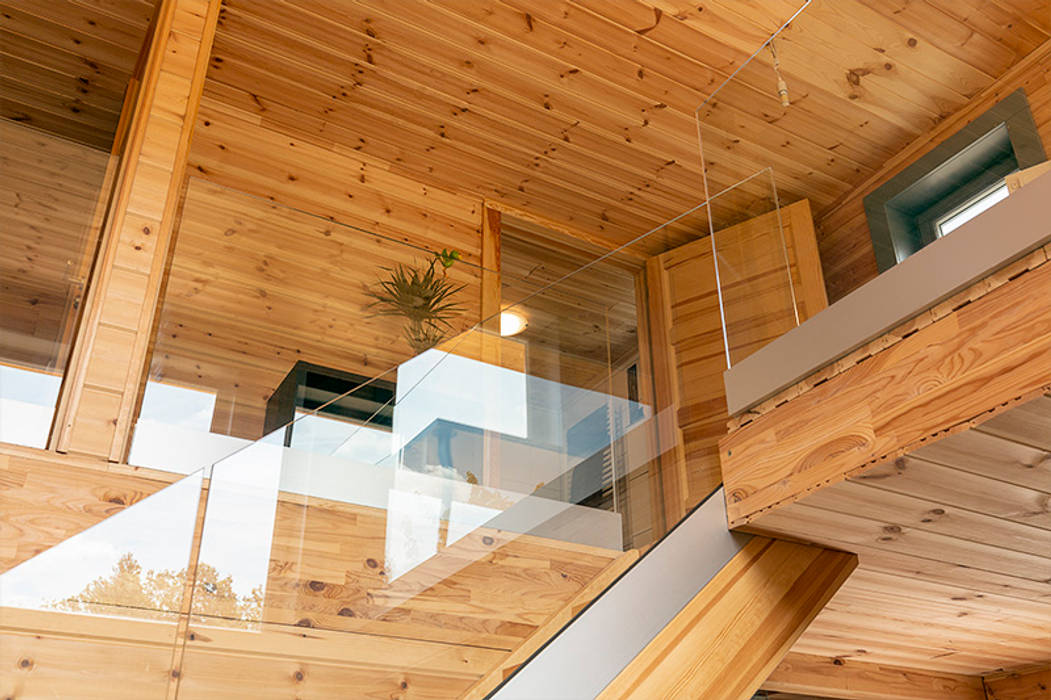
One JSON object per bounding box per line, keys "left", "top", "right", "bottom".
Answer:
{"left": 500, "top": 310, "right": 528, "bottom": 337}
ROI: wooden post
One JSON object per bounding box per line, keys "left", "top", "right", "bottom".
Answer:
{"left": 50, "top": 0, "right": 222, "bottom": 460}
{"left": 598, "top": 538, "right": 857, "bottom": 700}
{"left": 480, "top": 203, "right": 502, "bottom": 487}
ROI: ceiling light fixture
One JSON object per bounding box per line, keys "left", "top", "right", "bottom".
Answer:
{"left": 500, "top": 310, "right": 527, "bottom": 337}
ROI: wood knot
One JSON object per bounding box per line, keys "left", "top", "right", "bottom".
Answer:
{"left": 170, "top": 669, "right": 180, "bottom": 679}
{"left": 307, "top": 580, "right": 325, "bottom": 592}
{"left": 401, "top": 681, "right": 409, "bottom": 690}
{"left": 295, "top": 618, "right": 314, "bottom": 628}
{"left": 293, "top": 670, "right": 304, "bottom": 682}
{"left": 882, "top": 525, "right": 902, "bottom": 534}
{"left": 482, "top": 536, "right": 495, "bottom": 546}
{"left": 832, "top": 658, "right": 845, "bottom": 666}
{"left": 365, "top": 558, "right": 379, "bottom": 569}
{"left": 18, "top": 657, "right": 33, "bottom": 669}
{"left": 337, "top": 607, "right": 355, "bottom": 617}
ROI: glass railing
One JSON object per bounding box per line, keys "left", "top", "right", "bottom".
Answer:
{"left": 0, "top": 164, "right": 809, "bottom": 694}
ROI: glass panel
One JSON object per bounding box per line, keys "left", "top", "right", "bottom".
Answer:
{"left": 157, "top": 208, "right": 705, "bottom": 695}
{"left": 129, "top": 177, "right": 486, "bottom": 474}
{"left": 0, "top": 1, "right": 158, "bottom": 448}
{"left": 0, "top": 470, "right": 202, "bottom": 697}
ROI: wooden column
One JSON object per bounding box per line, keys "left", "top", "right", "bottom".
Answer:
{"left": 480, "top": 203, "right": 502, "bottom": 327}
{"left": 480, "top": 203, "right": 502, "bottom": 487}
{"left": 51, "top": 0, "right": 221, "bottom": 460}
{"left": 598, "top": 538, "right": 856, "bottom": 700}
{"left": 764, "top": 652, "right": 986, "bottom": 700}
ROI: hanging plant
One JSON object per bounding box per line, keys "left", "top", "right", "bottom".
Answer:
{"left": 366, "top": 249, "right": 466, "bottom": 354}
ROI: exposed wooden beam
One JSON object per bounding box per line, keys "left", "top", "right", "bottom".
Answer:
{"left": 764, "top": 652, "right": 987, "bottom": 700}
{"left": 51, "top": 0, "right": 222, "bottom": 460}
{"left": 721, "top": 244, "right": 1051, "bottom": 527}
{"left": 461, "top": 548, "right": 640, "bottom": 700}
{"left": 597, "top": 538, "right": 857, "bottom": 699}
{"left": 984, "top": 664, "right": 1051, "bottom": 700}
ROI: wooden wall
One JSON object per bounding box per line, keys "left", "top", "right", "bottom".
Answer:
{"left": 0, "top": 444, "right": 632, "bottom": 698}
{"left": 0, "top": 0, "right": 156, "bottom": 149}
{"left": 645, "top": 200, "right": 827, "bottom": 522}
{"left": 816, "top": 40, "right": 1051, "bottom": 302}
{"left": 151, "top": 176, "right": 483, "bottom": 439}
{"left": 0, "top": 121, "right": 110, "bottom": 371}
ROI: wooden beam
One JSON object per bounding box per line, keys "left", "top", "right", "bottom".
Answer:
{"left": 764, "top": 652, "right": 987, "bottom": 700}
{"left": 51, "top": 0, "right": 222, "bottom": 460}
{"left": 481, "top": 203, "right": 502, "bottom": 325}
{"left": 984, "top": 664, "right": 1051, "bottom": 700}
{"left": 721, "top": 246, "right": 1051, "bottom": 527}
{"left": 461, "top": 548, "right": 640, "bottom": 700}
{"left": 597, "top": 538, "right": 857, "bottom": 699}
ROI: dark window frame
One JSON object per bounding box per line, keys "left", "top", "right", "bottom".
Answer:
{"left": 864, "top": 88, "right": 1046, "bottom": 272}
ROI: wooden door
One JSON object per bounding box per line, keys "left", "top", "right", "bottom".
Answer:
{"left": 642, "top": 200, "right": 827, "bottom": 524}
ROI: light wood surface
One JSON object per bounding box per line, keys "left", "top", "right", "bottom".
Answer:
{"left": 598, "top": 537, "right": 857, "bottom": 700}
{"left": 189, "top": 0, "right": 1051, "bottom": 267}
{"left": 0, "top": 122, "right": 110, "bottom": 373}
{"left": 722, "top": 236, "right": 1051, "bottom": 675}
{"left": 645, "top": 200, "right": 827, "bottom": 521}
{"left": 0, "top": 444, "right": 631, "bottom": 698}
{"left": 52, "top": 0, "right": 222, "bottom": 460}
{"left": 721, "top": 244, "right": 1051, "bottom": 527}
{"left": 984, "top": 664, "right": 1051, "bottom": 700}
{"left": 817, "top": 38, "right": 1051, "bottom": 301}
{"left": 0, "top": 0, "right": 157, "bottom": 149}
{"left": 150, "top": 176, "right": 483, "bottom": 439}
{"left": 764, "top": 652, "right": 986, "bottom": 700}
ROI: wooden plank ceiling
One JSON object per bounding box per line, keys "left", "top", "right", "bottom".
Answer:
{"left": 749, "top": 393, "right": 1051, "bottom": 676}
{"left": 202, "top": 0, "right": 1050, "bottom": 253}
{"left": 0, "top": 0, "right": 157, "bottom": 149}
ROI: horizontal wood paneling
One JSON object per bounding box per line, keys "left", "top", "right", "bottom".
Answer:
{"left": 816, "top": 39, "right": 1051, "bottom": 301}
{"left": 744, "top": 398, "right": 1051, "bottom": 675}
{"left": 0, "top": 444, "right": 631, "bottom": 696}
{"left": 150, "top": 175, "right": 483, "bottom": 439}
{"left": 764, "top": 652, "right": 986, "bottom": 700}
{"left": 0, "top": 121, "right": 110, "bottom": 372}
{"left": 0, "top": 0, "right": 156, "bottom": 149}
{"left": 191, "top": 0, "right": 1050, "bottom": 261}
{"left": 721, "top": 245, "right": 1051, "bottom": 527}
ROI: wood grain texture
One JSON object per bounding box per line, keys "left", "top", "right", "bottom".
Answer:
{"left": 748, "top": 397, "right": 1051, "bottom": 675}
{"left": 0, "top": 444, "right": 630, "bottom": 697}
{"left": 148, "top": 176, "right": 483, "bottom": 439}
{"left": 721, "top": 251, "right": 1051, "bottom": 527}
{"left": 0, "top": 122, "right": 110, "bottom": 374}
{"left": 52, "top": 0, "right": 222, "bottom": 460}
{"left": 0, "top": 0, "right": 157, "bottom": 149}
{"left": 985, "top": 665, "right": 1051, "bottom": 700}
{"left": 598, "top": 538, "right": 857, "bottom": 700}
{"left": 764, "top": 652, "right": 986, "bottom": 700}
{"left": 646, "top": 200, "right": 827, "bottom": 519}
{"left": 188, "top": 0, "right": 1051, "bottom": 269}
{"left": 816, "top": 38, "right": 1051, "bottom": 302}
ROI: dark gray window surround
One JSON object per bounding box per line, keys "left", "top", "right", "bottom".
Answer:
{"left": 864, "top": 88, "right": 1046, "bottom": 272}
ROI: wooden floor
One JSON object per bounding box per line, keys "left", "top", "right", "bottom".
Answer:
{"left": 749, "top": 394, "right": 1051, "bottom": 675}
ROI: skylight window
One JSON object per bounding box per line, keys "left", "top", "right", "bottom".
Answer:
{"left": 935, "top": 181, "right": 1011, "bottom": 237}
